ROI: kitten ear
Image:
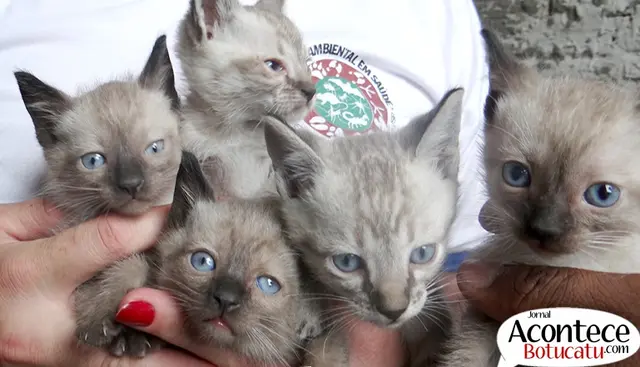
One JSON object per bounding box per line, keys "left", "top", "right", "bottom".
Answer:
{"left": 185, "top": 0, "right": 240, "bottom": 43}
{"left": 167, "top": 151, "right": 216, "bottom": 229}
{"left": 254, "top": 0, "right": 285, "bottom": 13}
{"left": 138, "top": 35, "right": 180, "bottom": 112}
{"left": 397, "top": 88, "right": 463, "bottom": 181}
{"left": 264, "top": 116, "right": 324, "bottom": 199}
{"left": 481, "top": 29, "right": 528, "bottom": 93}
{"left": 14, "top": 71, "right": 71, "bottom": 150}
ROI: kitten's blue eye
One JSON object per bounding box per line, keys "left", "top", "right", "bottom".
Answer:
{"left": 410, "top": 244, "right": 436, "bottom": 264}
{"left": 264, "top": 59, "right": 285, "bottom": 72}
{"left": 190, "top": 251, "right": 215, "bottom": 272}
{"left": 584, "top": 183, "right": 620, "bottom": 208}
{"left": 332, "top": 253, "right": 362, "bottom": 272}
{"left": 145, "top": 140, "right": 165, "bottom": 155}
{"left": 256, "top": 275, "right": 281, "bottom": 295}
{"left": 80, "top": 153, "right": 106, "bottom": 170}
{"left": 502, "top": 161, "right": 531, "bottom": 187}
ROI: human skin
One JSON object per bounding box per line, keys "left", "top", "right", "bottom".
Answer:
{"left": 120, "top": 273, "right": 467, "bottom": 367}
{"left": 458, "top": 262, "right": 640, "bottom": 367}
{"left": 0, "top": 198, "right": 410, "bottom": 367}
{"left": 0, "top": 198, "right": 212, "bottom": 367}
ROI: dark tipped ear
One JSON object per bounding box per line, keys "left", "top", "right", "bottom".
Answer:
{"left": 481, "top": 29, "right": 527, "bottom": 93}
{"left": 185, "top": 0, "right": 240, "bottom": 43}
{"left": 14, "top": 71, "right": 71, "bottom": 150}
{"left": 167, "top": 151, "right": 215, "bottom": 229}
{"left": 397, "top": 88, "right": 463, "bottom": 181}
{"left": 254, "top": 0, "right": 285, "bottom": 13}
{"left": 483, "top": 89, "right": 503, "bottom": 125}
{"left": 263, "top": 116, "right": 324, "bottom": 199}
{"left": 139, "top": 35, "right": 180, "bottom": 112}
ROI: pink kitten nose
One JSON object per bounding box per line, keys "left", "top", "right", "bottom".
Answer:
{"left": 371, "top": 288, "right": 409, "bottom": 322}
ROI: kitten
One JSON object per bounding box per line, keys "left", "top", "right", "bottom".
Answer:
{"left": 14, "top": 35, "right": 182, "bottom": 357}
{"left": 14, "top": 35, "right": 182, "bottom": 228}
{"left": 177, "top": 0, "right": 315, "bottom": 200}
{"left": 263, "top": 89, "right": 465, "bottom": 366}
{"left": 438, "top": 29, "right": 640, "bottom": 367}
{"left": 151, "top": 150, "right": 321, "bottom": 365}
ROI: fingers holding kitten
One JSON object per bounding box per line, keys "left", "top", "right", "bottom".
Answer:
{"left": 44, "top": 207, "right": 168, "bottom": 292}
{"left": 0, "top": 198, "right": 62, "bottom": 242}
{"left": 73, "top": 254, "right": 160, "bottom": 358}
{"left": 67, "top": 344, "right": 215, "bottom": 367}
{"left": 118, "top": 287, "right": 284, "bottom": 367}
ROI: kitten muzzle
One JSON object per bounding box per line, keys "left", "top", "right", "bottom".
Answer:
{"left": 371, "top": 287, "right": 410, "bottom": 323}
{"left": 523, "top": 206, "right": 575, "bottom": 254}
{"left": 209, "top": 276, "right": 245, "bottom": 315}
{"left": 296, "top": 80, "right": 316, "bottom": 103}
{"left": 113, "top": 159, "right": 146, "bottom": 198}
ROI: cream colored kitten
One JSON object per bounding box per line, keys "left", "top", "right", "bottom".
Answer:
{"left": 438, "top": 29, "right": 640, "bottom": 367}
{"left": 177, "top": 0, "right": 315, "bottom": 200}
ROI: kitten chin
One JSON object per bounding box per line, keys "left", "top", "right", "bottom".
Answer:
{"left": 15, "top": 35, "right": 183, "bottom": 358}
{"left": 176, "top": 0, "right": 315, "bottom": 200}
{"left": 438, "top": 29, "right": 640, "bottom": 367}
{"left": 264, "top": 88, "right": 465, "bottom": 366}
{"left": 152, "top": 151, "right": 321, "bottom": 365}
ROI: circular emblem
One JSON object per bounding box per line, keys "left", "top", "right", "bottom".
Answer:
{"left": 305, "top": 58, "right": 391, "bottom": 137}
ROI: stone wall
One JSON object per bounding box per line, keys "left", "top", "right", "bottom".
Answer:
{"left": 474, "top": 0, "right": 640, "bottom": 84}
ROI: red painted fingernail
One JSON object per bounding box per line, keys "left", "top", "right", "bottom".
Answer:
{"left": 115, "top": 301, "right": 155, "bottom": 327}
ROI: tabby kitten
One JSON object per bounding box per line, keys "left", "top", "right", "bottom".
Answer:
{"left": 177, "top": 0, "right": 316, "bottom": 199}
{"left": 152, "top": 151, "right": 321, "bottom": 365}
{"left": 14, "top": 35, "right": 182, "bottom": 227}
{"left": 264, "top": 89, "right": 465, "bottom": 366}
{"left": 14, "top": 35, "right": 182, "bottom": 357}
{"left": 438, "top": 29, "right": 640, "bottom": 367}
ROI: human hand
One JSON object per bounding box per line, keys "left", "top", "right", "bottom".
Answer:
{"left": 118, "top": 288, "right": 405, "bottom": 367}
{"left": 0, "top": 198, "right": 213, "bottom": 367}
{"left": 119, "top": 267, "right": 467, "bottom": 367}
{"left": 457, "top": 262, "right": 640, "bottom": 366}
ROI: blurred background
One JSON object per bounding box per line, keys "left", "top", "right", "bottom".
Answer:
{"left": 475, "top": 0, "right": 640, "bottom": 84}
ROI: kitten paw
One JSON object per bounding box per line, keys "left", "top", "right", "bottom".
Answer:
{"left": 77, "top": 320, "right": 162, "bottom": 358}
{"left": 76, "top": 318, "right": 124, "bottom": 348}
{"left": 108, "top": 329, "right": 164, "bottom": 358}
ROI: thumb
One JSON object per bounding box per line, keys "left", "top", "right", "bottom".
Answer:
{"left": 457, "top": 262, "right": 640, "bottom": 324}
{"left": 39, "top": 206, "right": 169, "bottom": 290}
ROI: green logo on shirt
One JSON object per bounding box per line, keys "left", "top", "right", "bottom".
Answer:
{"left": 314, "top": 77, "right": 373, "bottom": 132}
{"left": 303, "top": 42, "right": 395, "bottom": 137}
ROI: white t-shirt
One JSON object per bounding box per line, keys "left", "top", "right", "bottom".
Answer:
{"left": 0, "top": 0, "right": 489, "bottom": 251}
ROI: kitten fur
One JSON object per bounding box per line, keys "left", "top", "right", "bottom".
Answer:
{"left": 264, "top": 89, "right": 464, "bottom": 366}
{"left": 177, "top": 0, "right": 315, "bottom": 199}
{"left": 151, "top": 150, "right": 321, "bottom": 365}
{"left": 14, "top": 35, "right": 182, "bottom": 228}
{"left": 15, "top": 35, "right": 182, "bottom": 357}
{"left": 438, "top": 29, "right": 640, "bottom": 367}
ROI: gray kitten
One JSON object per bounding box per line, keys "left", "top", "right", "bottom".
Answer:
{"left": 177, "top": 0, "right": 315, "bottom": 200}
{"left": 438, "top": 30, "right": 640, "bottom": 367}
{"left": 14, "top": 35, "right": 182, "bottom": 227}
{"left": 14, "top": 35, "right": 183, "bottom": 357}
{"left": 151, "top": 151, "right": 321, "bottom": 365}
{"left": 263, "top": 89, "right": 465, "bottom": 366}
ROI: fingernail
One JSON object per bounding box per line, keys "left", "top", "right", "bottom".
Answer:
{"left": 457, "top": 261, "right": 502, "bottom": 289}
{"left": 115, "top": 300, "right": 155, "bottom": 327}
